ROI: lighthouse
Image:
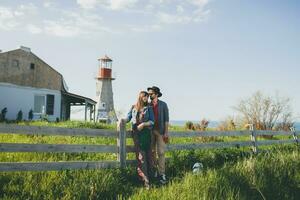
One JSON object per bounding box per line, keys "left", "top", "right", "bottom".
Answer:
{"left": 96, "top": 55, "right": 117, "bottom": 123}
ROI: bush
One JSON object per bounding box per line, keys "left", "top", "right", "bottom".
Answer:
{"left": 200, "top": 118, "right": 209, "bottom": 131}
{"left": 16, "top": 110, "right": 23, "bottom": 122}
{"left": 0, "top": 107, "right": 7, "bottom": 122}
{"left": 28, "top": 109, "right": 33, "bottom": 121}
{"left": 185, "top": 121, "right": 194, "bottom": 130}
{"left": 184, "top": 119, "right": 209, "bottom": 131}
{"left": 218, "top": 117, "right": 236, "bottom": 131}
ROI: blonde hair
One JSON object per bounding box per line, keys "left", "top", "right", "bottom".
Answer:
{"left": 134, "top": 91, "right": 149, "bottom": 111}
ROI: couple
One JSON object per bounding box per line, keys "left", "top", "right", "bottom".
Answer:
{"left": 123, "top": 86, "right": 169, "bottom": 189}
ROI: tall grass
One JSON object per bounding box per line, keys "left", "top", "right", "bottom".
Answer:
{"left": 1, "top": 146, "right": 299, "bottom": 199}
{"left": 129, "top": 146, "right": 300, "bottom": 200}
{"left": 0, "top": 121, "right": 299, "bottom": 199}
{"left": 15, "top": 120, "right": 116, "bottom": 130}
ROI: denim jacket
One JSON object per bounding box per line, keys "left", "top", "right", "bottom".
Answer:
{"left": 125, "top": 105, "right": 154, "bottom": 130}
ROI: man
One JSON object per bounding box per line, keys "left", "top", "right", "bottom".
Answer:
{"left": 147, "top": 86, "right": 169, "bottom": 184}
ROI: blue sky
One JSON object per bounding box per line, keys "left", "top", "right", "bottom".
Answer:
{"left": 0, "top": 0, "right": 299, "bottom": 121}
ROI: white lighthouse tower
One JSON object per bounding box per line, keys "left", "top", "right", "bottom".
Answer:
{"left": 96, "top": 55, "right": 117, "bottom": 123}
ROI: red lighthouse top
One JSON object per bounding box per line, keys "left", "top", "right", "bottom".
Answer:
{"left": 97, "top": 55, "right": 114, "bottom": 80}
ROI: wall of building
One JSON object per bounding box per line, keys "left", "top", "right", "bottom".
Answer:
{"left": 0, "top": 49, "right": 63, "bottom": 91}
{"left": 0, "top": 82, "right": 61, "bottom": 121}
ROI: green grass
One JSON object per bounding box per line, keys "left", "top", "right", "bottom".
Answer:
{"left": 14, "top": 120, "right": 116, "bottom": 130}
{"left": 129, "top": 146, "right": 300, "bottom": 200}
{"left": 1, "top": 146, "right": 299, "bottom": 199}
{"left": 0, "top": 121, "right": 299, "bottom": 199}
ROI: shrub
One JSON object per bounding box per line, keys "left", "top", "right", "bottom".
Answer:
{"left": 40, "top": 114, "right": 48, "bottom": 122}
{"left": 0, "top": 107, "right": 7, "bottom": 122}
{"left": 16, "top": 110, "right": 23, "bottom": 121}
{"left": 185, "top": 121, "right": 194, "bottom": 130}
{"left": 28, "top": 109, "right": 33, "bottom": 121}
{"left": 218, "top": 117, "right": 236, "bottom": 131}
{"left": 200, "top": 118, "right": 209, "bottom": 131}
{"left": 185, "top": 119, "right": 209, "bottom": 131}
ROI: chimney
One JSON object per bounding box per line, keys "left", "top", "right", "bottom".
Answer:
{"left": 20, "top": 46, "right": 31, "bottom": 52}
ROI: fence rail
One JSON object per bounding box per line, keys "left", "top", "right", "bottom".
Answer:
{"left": 0, "top": 161, "right": 119, "bottom": 172}
{"left": 0, "top": 124, "right": 118, "bottom": 137}
{"left": 0, "top": 143, "right": 117, "bottom": 153}
{"left": 0, "top": 123, "right": 299, "bottom": 172}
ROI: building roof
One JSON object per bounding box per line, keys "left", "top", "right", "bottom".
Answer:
{"left": 62, "top": 91, "right": 97, "bottom": 105}
{"left": 98, "top": 55, "right": 112, "bottom": 62}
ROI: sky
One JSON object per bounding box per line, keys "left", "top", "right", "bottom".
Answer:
{"left": 0, "top": 0, "right": 300, "bottom": 121}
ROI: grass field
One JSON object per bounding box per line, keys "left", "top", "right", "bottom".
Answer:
{"left": 0, "top": 121, "right": 299, "bottom": 199}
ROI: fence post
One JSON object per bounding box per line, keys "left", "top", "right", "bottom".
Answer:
{"left": 290, "top": 127, "right": 298, "bottom": 145}
{"left": 117, "top": 119, "right": 126, "bottom": 168}
{"left": 249, "top": 124, "right": 258, "bottom": 154}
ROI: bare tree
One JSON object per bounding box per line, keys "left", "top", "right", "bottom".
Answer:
{"left": 200, "top": 118, "right": 209, "bottom": 131}
{"left": 233, "top": 91, "right": 294, "bottom": 130}
{"left": 217, "top": 116, "right": 236, "bottom": 131}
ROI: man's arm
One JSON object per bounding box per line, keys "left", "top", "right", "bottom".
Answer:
{"left": 163, "top": 102, "right": 169, "bottom": 143}
{"left": 164, "top": 102, "right": 169, "bottom": 134}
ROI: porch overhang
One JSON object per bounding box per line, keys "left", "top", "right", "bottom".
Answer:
{"left": 62, "top": 91, "right": 96, "bottom": 106}
{"left": 61, "top": 91, "right": 97, "bottom": 121}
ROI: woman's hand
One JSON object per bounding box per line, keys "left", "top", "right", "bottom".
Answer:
{"left": 137, "top": 123, "right": 145, "bottom": 131}
{"left": 163, "top": 133, "right": 169, "bottom": 144}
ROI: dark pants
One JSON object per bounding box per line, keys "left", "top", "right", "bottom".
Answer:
{"left": 132, "top": 128, "right": 153, "bottom": 183}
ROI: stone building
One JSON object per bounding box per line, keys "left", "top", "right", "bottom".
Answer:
{"left": 0, "top": 46, "right": 96, "bottom": 121}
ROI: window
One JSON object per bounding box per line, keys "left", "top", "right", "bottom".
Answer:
{"left": 30, "top": 63, "right": 35, "bottom": 70}
{"left": 34, "top": 95, "right": 46, "bottom": 114}
{"left": 12, "top": 59, "right": 19, "bottom": 68}
{"left": 46, "top": 95, "right": 55, "bottom": 115}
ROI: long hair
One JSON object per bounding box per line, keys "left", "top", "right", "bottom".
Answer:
{"left": 134, "top": 91, "right": 149, "bottom": 111}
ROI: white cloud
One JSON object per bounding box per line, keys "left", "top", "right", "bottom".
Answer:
{"left": 155, "top": 0, "right": 210, "bottom": 25}
{"left": 109, "top": 0, "right": 138, "bottom": 10}
{"left": 0, "top": 0, "right": 212, "bottom": 36}
{"left": 176, "top": 5, "right": 184, "bottom": 13}
{"left": 130, "top": 24, "right": 161, "bottom": 32}
{"left": 77, "top": 0, "right": 99, "bottom": 9}
{"left": 189, "top": 0, "right": 209, "bottom": 8}
{"left": 44, "top": 11, "right": 113, "bottom": 37}
{"left": 0, "top": 7, "right": 24, "bottom": 31}
{"left": 193, "top": 9, "right": 210, "bottom": 22}
{"left": 27, "top": 24, "right": 42, "bottom": 34}
{"left": 43, "top": 0, "right": 57, "bottom": 8}
{"left": 0, "top": 4, "right": 38, "bottom": 31}
{"left": 76, "top": 0, "right": 139, "bottom": 11}
{"left": 44, "top": 20, "right": 80, "bottom": 37}
{"left": 0, "top": 7, "right": 17, "bottom": 30}
{"left": 0, "top": 3, "right": 112, "bottom": 37}
{"left": 18, "top": 3, "right": 38, "bottom": 14}
{"left": 157, "top": 12, "right": 192, "bottom": 24}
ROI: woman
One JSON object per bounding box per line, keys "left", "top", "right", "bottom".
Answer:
{"left": 123, "top": 91, "right": 154, "bottom": 189}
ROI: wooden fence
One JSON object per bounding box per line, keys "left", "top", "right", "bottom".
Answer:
{"left": 0, "top": 122, "right": 298, "bottom": 172}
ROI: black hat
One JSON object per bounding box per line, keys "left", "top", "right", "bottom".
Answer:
{"left": 147, "top": 86, "right": 162, "bottom": 97}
